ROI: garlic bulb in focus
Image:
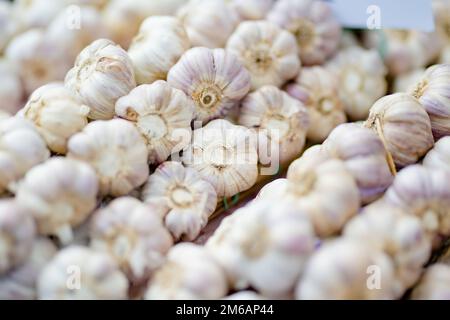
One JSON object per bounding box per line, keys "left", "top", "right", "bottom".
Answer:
{"left": 38, "top": 246, "right": 129, "bottom": 300}
{"left": 227, "top": 0, "right": 273, "bottom": 20}
{"left": 423, "top": 136, "right": 450, "bottom": 171}
{"left": 168, "top": 47, "right": 251, "bottom": 123}
{"left": 226, "top": 20, "right": 300, "bottom": 90}
{"left": 268, "top": 0, "right": 341, "bottom": 66}
{"left": 393, "top": 68, "right": 425, "bottom": 93}
{"left": 65, "top": 39, "right": 136, "bottom": 120}
{"left": 115, "top": 81, "right": 194, "bottom": 164}
{"left": 141, "top": 161, "right": 217, "bottom": 241}
{"left": 412, "top": 264, "right": 450, "bottom": 300}
{"left": 145, "top": 243, "right": 228, "bottom": 300}
{"left": 68, "top": 119, "right": 149, "bottom": 197}
{"left": 0, "top": 59, "right": 24, "bottom": 115}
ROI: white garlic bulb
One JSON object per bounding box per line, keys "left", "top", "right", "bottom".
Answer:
{"left": 226, "top": 20, "right": 300, "bottom": 90}
{"left": 16, "top": 157, "right": 98, "bottom": 244}
{"left": 326, "top": 47, "right": 387, "bottom": 120}
{"left": 168, "top": 47, "right": 251, "bottom": 123}
{"left": 115, "top": 81, "right": 194, "bottom": 164}
{"left": 227, "top": 0, "right": 273, "bottom": 20}
{"left": 0, "top": 1, "right": 18, "bottom": 53}
{"left": 285, "top": 66, "right": 346, "bottom": 142}
{"left": 364, "top": 93, "right": 434, "bottom": 168}
{"left": 65, "top": 39, "right": 136, "bottom": 120}
{"left": 268, "top": 0, "right": 341, "bottom": 66}
{"left": 141, "top": 161, "right": 217, "bottom": 241}
{"left": 238, "top": 85, "right": 310, "bottom": 164}
{"left": 145, "top": 243, "right": 228, "bottom": 300}
{"left": 38, "top": 246, "right": 129, "bottom": 300}
{"left": 0, "top": 58, "right": 24, "bottom": 115}
{"left": 128, "top": 16, "right": 190, "bottom": 85}
{"left": 183, "top": 119, "right": 258, "bottom": 198}
{"left": 423, "top": 136, "right": 450, "bottom": 171}
{"left": 21, "top": 83, "right": 90, "bottom": 154}
{"left": 412, "top": 264, "right": 450, "bottom": 300}
{"left": 0, "top": 200, "right": 36, "bottom": 274}
{"left": 206, "top": 200, "right": 316, "bottom": 298}
{"left": 68, "top": 119, "right": 149, "bottom": 197}
{"left": 90, "top": 197, "right": 173, "bottom": 282}
{"left": 393, "top": 68, "right": 425, "bottom": 93}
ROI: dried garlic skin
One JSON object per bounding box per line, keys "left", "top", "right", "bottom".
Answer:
{"left": 227, "top": 0, "right": 274, "bottom": 20}
{"left": 326, "top": 47, "right": 387, "bottom": 121}
{"left": 412, "top": 264, "right": 450, "bottom": 300}
{"left": 168, "top": 47, "right": 251, "bottom": 123}
{"left": 296, "top": 238, "right": 398, "bottom": 299}
{"left": 90, "top": 197, "right": 173, "bottom": 282}
{"left": 65, "top": 39, "right": 136, "bottom": 120}
{"left": 67, "top": 119, "right": 149, "bottom": 197}
{"left": 267, "top": 0, "right": 341, "bottom": 66}
{"left": 128, "top": 16, "right": 190, "bottom": 85}
{"left": 145, "top": 243, "right": 228, "bottom": 300}
{"left": 0, "top": 117, "right": 50, "bottom": 194}
{"left": 238, "top": 85, "right": 310, "bottom": 164}
{"left": 410, "top": 64, "right": 450, "bottom": 140}
{"left": 21, "top": 83, "right": 90, "bottom": 154}
{"left": 183, "top": 119, "right": 258, "bottom": 198}
{"left": 0, "top": 200, "right": 36, "bottom": 274}
{"left": 115, "top": 81, "right": 194, "bottom": 164}
{"left": 423, "top": 136, "right": 450, "bottom": 170}
{"left": 393, "top": 68, "right": 426, "bottom": 93}
{"left": 38, "top": 246, "right": 129, "bottom": 300}
{"left": 226, "top": 20, "right": 300, "bottom": 90}
{"left": 286, "top": 66, "right": 346, "bottom": 142}
{"left": 141, "top": 161, "right": 217, "bottom": 241}
{"left": 0, "top": 59, "right": 23, "bottom": 115}
{"left": 364, "top": 93, "right": 434, "bottom": 168}
{"left": 206, "top": 200, "right": 316, "bottom": 298}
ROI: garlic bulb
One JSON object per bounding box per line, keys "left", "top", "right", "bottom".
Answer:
{"left": 128, "top": 16, "right": 190, "bottom": 85}
{"left": 0, "top": 1, "right": 18, "bottom": 54}
{"left": 410, "top": 64, "right": 450, "bottom": 140}
{"left": 268, "top": 0, "right": 341, "bottom": 66}
{"left": 65, "top": 39, "right": 136, "bottom": 120}
{"left": 145, "top": 243, "right": 228, "bottom": 300}
{"left": 68, "top": 119, "right": 149, "bottom": 197}
{"left": 16, "top": 157, "right": 98, "bottom": 244}
{"left": 423, "top": 136, "right": 450, "bottom": 171}
{"left": 21, "top": 83, "right": 90, "bottom": 154}
{"left": 168, "top": 47, "right": 251, "bottom": 123}
{"left": 177, "top": 0, "right": 240, "bottom": 48}
{"left": 285, "top": 66, "right": 346, "bottom": 142}
{"left": 0, "top": 200, "right": 36, "bottom": 274}
{"left": 183, "top": 119, "right": 258, "bottom": 198}
{"left": 326, "top": 47, "right": 387, "bottom": 120}
{"left": 227, "top": 0, "right": 273, "bottom": 20}
{"left": 412, "top": 264, "right": 450, "bottom": 300}
{"left": 364, "top": 93, "right": 434, "bottom": 168}
{"left": 226, "top": 20, "right": 300, "bottom": 90}
{"left": 90, "top": 197, "right": 173, "bottom": 282}
{"left": 141, "top": 161, "right": 217, "bottom": 241}
{"left": 206, "top": 200, "right": 316, "bottom": 298}
{"left": 393, "top": 68, "right": 426, "bottom": 93}
{"left": 0, "top": 59, "right": 24, "bottom": 115}
{"left": 296, "top": 238, "right": 398, "bottom": 299}
{"left": 37, "top": 246, "right": 129, "bottom": 300}
{"left": 115, "top": 81, "right": 194, "bottom": 164}
{"left": 238, "top": 85, "right": 310, "bottom": 164}
{"left": 0, "top": 117, "right": 50, "bottom": 194}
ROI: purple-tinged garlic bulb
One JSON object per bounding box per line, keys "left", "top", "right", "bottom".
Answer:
{"left": 423, "top": 136, "right": 450, "bottom": 171}
{"left": 412, "top": 264, "right": 450, "bottom": 300}
{"left": 227, "top": 0, "right": 274, "bottom": 20}
{"left": 0, "top": 59, "right": 23, "bottom": 115}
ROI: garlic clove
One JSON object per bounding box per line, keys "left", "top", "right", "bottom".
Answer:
{"left": 411, "top": 264, "right": 450, "bottom": 300}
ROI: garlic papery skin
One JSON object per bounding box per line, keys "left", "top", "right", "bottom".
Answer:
{"left": 206, "top": 200, "right": 316, "bottom": 298}
{"left": 16, "top": 157, "right": 98, "bottom": 244}
{"left": 177, "top": 0, "right": 240, "bottom": 49}
{"left": 410, "top": 64, "right": 450, "bottom": 140}
{"left": 90, "top": 197, "right": 173, "bottom": 282}
{"left": 182, "top": 119, "right": 258, "bottom": 198}
{"left": 128, "top": 16, "right": 190, "bottom": 85}
{"left": 65, "top": 39, "right": 136, "bottom": 120}
{"left": 296, "top": 238, "right": 398, "bottom": 299}
{"left": 115, "top": 81, "right": 194, "bottom": 164}
{"left": 141, "top": 161, "right": 217, "bottom": 241}
{"left": 67, "top": 119, "right": 149, "bottom": 197}
{"left": 326, "top": 47, "right": 387, "bottom": 121}
{"left": 364, "top": 93, "right": 434, "bottom": 168}
{"left": 227, "top": 0, "right": 274, "bottom": 21}
{"left": 285, "top": 66, "right": 346, "bottom": 142}
{"left": 0, "top": 59, "right": 24, "bottom": 115}
{"left": 423, "top": 136, "right": 450, "bottom": 171}
{"left": 167, "top": 47, "right": 251, "bottom": 123}
{"left": 267, "top": 0, "right": 341, "bottom": 66}
{"left": 0, "top": 117, "right": 50, "bottom": 194}
{"left": 343, "top": 203, "right": 432, "bottom": 294}
{"left": 226, "top": 20, "right": 300, "bottom": 90}
{"left": 412, "top": 264, "right": 450, "bottom": 300}
{"left": 37, "top": 246, "right": 129, "bottom": 300}
{"left": 21, "top": 83, "right": 90, "bottom": 154}
{"left": 238, "top": 85, "right": 309, "bottom": 164}
{"left": 0, "top": 200, "right": 36, "bottom": 274}
{"left": 145, "top": 243, "right": 228, "bottom": 300}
